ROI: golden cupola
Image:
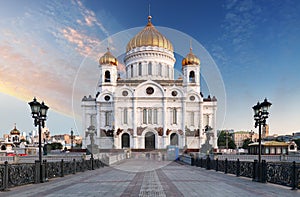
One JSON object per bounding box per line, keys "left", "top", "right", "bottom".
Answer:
{"left": 126, "top": 16, "right": 173, "bottom": 52}
{"left": 182, "top": 48, "right": 200, "bottom": 66}
{"left": 99, "top": 48, "right": 118, "bottom": 66}
{"left": 10, "top": 124, "right": 20, "bottom": 135}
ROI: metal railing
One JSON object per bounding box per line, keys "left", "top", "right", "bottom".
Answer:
{"left": 0, "top": 158, "right": 104, "bottom": 191}
{"left": 179, "top": 155, "right": 300, "bottom": 190}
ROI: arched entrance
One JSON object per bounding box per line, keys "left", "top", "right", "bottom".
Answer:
{"left": 170, "top": 133, "right": 178, "bottom": 146}
{"left": 122, "top": 133, "right": 130, "bottom": 148}
{"left": 145, "top": 132, "right": 155, "bottom": 149}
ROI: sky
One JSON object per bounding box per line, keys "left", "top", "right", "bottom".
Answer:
{"left": 0, "top": 0, "right": 300, "bottom": 137}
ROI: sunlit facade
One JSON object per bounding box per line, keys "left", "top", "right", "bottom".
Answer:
{"left": 82, "top": 16, "right": 217, "bottom": 150}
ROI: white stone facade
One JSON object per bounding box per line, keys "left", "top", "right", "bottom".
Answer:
{"left": 82, "top": 20, "right": 217, "bottom": 151}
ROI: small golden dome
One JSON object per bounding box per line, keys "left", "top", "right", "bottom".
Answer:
{"left": 182, "top": 48, "right": 200, "bottom": 66}
{"left": 126, "top": 16, "right": 173, "bottom": 52}
{"left": 99, "top": 48, "right": 118, "bottom": 66}
{"left": 10, "top": 124, "right": 20, "bottom": 135}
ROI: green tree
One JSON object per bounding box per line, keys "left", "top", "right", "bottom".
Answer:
{"left": 49, "top": 142, "right": 63, "bottom": 150}
{"left": 242, "top": 138, "right": 253, "bottom": 149}
{"left": 217, "top": 131, "right": 236, "bottom": 149}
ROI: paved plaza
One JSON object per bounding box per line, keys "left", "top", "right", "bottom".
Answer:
{"left": 1, "top": 158, "right": 299, "bottom": 197}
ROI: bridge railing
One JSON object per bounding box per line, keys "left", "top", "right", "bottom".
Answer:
{"left": 0, "top": 158, "right": 104, "bottom": 191}
{"left": 179, "top": 155, "right": 300, "bottom": 190}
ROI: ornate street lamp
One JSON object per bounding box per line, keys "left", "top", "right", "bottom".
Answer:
{"left": 71, "top": 129, "right": 74, "bottom": 150}
{"left": 252, "top": 98, "right": 271, "bottom": 182}
{"left": 28, "top": 97, "right": 49, "bottom": 182}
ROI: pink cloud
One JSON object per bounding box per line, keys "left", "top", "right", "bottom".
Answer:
{"left": 60, "top": 27, "right": 101, "bottom": 57}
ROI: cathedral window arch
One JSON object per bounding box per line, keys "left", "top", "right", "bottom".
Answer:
{"left": 124, "top": 108, "right": 128, "bottom": 124}
{"left": 138, "top": 63, "right": 142, "bottom": 76}
{"left": 189, "top": 71, "right": 195, "bottom": 82}
{"left": 148, "top": 62, "right": 152, "bottom": 75}
{"left": 159, "top": 63, "right": 162, "bottom": 76}
{"left": 131, "top": 64, "right": 133, "bottom": 78}
{"left": 143, "top": 109, "right": 147, "bottom": 124}
{"left": 205, "top": 114, "right": 209, "bottom": 127}
{"left": 105, "top": 111, "right": 111, "bottom": 126}
{"left": 148, "top": 109, "right": 152, "bottom": 124}
{"left": 191, "top": 112, "right": 194, "bottom": 126}
{"left": 172, "top": 108, "right": 177, "bottom": 124}
{"left": 153, "top": 109, "right": 158, "bottom": 124}
{"left": 167, "top": 66, "right": 169, "bottom": 77}
{"left": 104, "top": 71, "right": 111, "bottom": 82}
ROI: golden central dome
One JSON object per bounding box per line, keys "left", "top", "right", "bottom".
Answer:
{"left": 126, "top": 16, "right": 173, "bottom": 52}
{"left": 99, "top": 48, "right": 118, "bottom": 66}
{"left": 182, "top": 48, "right": 200, "bottom": 66}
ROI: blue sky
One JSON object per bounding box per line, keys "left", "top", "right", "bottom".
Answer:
{"left": 0, "top": 0, "right": 300, "bottom": 137}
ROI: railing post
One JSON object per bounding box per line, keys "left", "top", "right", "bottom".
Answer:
{"left": 291, "top": 161, "right": 298, "bottom": 190}
{"left": 236, "top": 159, "right": 240, "bottom": 177}
{"left": 35, "top": 160, "right": 40, "bottom": 184}
{"left": 225, "top": 158, "right": 228, "bottom": 174}
{"left": 261, "top": 160, "right": 267, "bottom": 183}
{"left": 90, "top": 157, "right": 94, "bottom": 170}
{"left": 43, "top": 160, "right": 48, "bottom": 182}
{"left": 73, "top": 159, "right": 76, "bottom": 174}
{"left": 191, "top": 156, "right": 195, "bottom": 166}
{"left": 215, "top": 158, "right": 219, "bottom": 172}
{"left": 60, "top": 159, "right": 64, "bottom": 177}
{"left": 206, "top": 155, "right": 211, "bottom": 170}
{"left": 253, "top": 159, "right": 258, "bottom": 181}
{"left": 2, "top": 161, "right": 9, "bottom": 191}
{"left": 200, "top": 158, "right": 203, "bottom": 168}
{"left": 82, "top": 159, "right": 85, "bottom": 172}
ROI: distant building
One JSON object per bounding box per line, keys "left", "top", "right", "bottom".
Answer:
{"left": 50, "top": 134, "right": 82, "bottom": 149}
{"left": 262, "top": 124, "right": 269, "bottom": 138}
{"left": 248, "top": 141, "right": 288, "bottom": 155}
{"left": 233, "top": 131, "right": 259, "bottom": 148}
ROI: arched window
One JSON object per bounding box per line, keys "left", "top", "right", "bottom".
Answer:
{"left": 167, "top": 66, "right": 169, "bottom": 77}
{"left": 105, "top": 111, "right": 111, "bottom": 126}
{"left": 189, "top": 71, "right": 195, "bottom": 82}
{"left": 148, "top": 62, "right": 152, "bottom": 75}
{"left": 123, "top": 108, "right": 128, "bottom": 124}
{"left": 159, "top": 64, "right": 162, "bottom": 76}
{"left": 105, "top": 71, "right": 111, "bottom": 82}
{"left": 143, "top": 109, "right": 147, "bottom": 124}
{"left": 148, "top": 109, "right": 152, "bottom": 124}
{"left": 191, "top": 112, "right": 194, "bottom": 126}
{"left": 153, "top": 109, "right": 158, "bottom": 124}
{"left": 172, "top": 108, "right": 177, "bottom": 124}
{"left": 170, "top": 133, "right": 178, "bottom": 146}
{"left": 1, "top": 145, "right": 6, "bottom": 150}
{"left": 138, "top": 63, "right": 142, "bottom": 76}
{"left": 131, "top": 65, "right": 133, "bottom": 78}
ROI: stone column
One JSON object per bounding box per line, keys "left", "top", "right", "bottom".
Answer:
{"left": 132, "top": 98, "right": 138, "bottom": 148}
{"left": 163, "top": 98, "right": 167, "bottom": 148}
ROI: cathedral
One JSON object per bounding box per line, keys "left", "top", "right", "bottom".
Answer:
{"left": 81, "top": 16, "right": 217, "bottom": 151}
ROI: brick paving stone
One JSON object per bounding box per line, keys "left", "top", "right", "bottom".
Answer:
{"left": 138, "top": 171, "right": 166, "bottom": 197}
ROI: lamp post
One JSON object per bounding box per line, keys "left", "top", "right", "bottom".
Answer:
{"left": 28, "top": 97, "right": 49, "bottom": 182}
{"left": 252, "top": 98, "right": 271, "bottom": 182}
{"left": 71, "top": 129, "right": 74, "bottom": 150}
